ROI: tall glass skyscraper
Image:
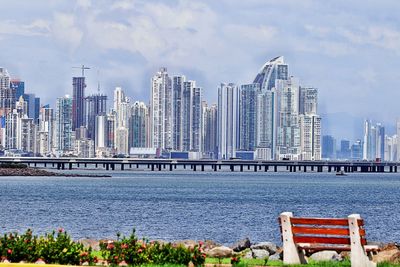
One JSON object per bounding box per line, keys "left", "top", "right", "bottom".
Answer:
{"left": 72, "top": 77, "right": 86, "bottom": 131}
{"left": 55, "top": 95, "right": 73, "bottom": 152}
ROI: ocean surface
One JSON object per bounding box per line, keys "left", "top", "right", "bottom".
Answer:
{"left": 1, "top": 171, "right": 400, "bottom": 245}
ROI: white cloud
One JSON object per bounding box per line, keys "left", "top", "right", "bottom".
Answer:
{"left": 77, "top": 0, "right": 91, "bottom": 9}
{"left": 111, "top": 0, "right": 135, "bottom": 10}
{"left": 51, "top": 13, "right": 83, "bottom": 51}
{"left": 0, "top": 20, "right": 50, "bottom": 37}
{"left": 340, "top": 26, "right": 400, "bottom": 54}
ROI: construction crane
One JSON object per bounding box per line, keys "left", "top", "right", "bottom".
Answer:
{"left": 72, "top": 65, "right": 91, "bottom": 77}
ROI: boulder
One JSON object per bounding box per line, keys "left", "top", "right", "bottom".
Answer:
{"left": 35, "top": 259, "right": 46, "bottom": 264}
{"left": 250, "top": 242, "right": 278, "bottom": 254}
{"left": 173, "top": 240, "right": 198, "bottom": 250}
{"left": 203, "top": 240, "right": 220, "bottom": 252}
{"left": 268, "top": 253, "right": 281, "bottom": 261}
{"left": 252, "top": 249, "right": 270, "bottom": 259}
{"left": 207, "top": 246, "right": 233, "bottom": 258}
{"left": 80, "top": 239, "right": 100, "bottom": 250}
{"left": 309, "top": 251, "right": 342, "bottom": 262}
{"left": 373, "top": 248, "right": 400, "bottom": 263}
{"left": 243, "top": 250, "right": 253, "bottom": 259}
{"left": 231, "top": 238, "right": 251, "bottom": 252}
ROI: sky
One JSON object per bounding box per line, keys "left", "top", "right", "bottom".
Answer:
{"left": 0, "top": 0, "right": 400, "bottom": 141}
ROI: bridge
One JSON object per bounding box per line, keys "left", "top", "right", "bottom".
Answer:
{"left": 0, "top": 157, "right": 399, "bottom": 173}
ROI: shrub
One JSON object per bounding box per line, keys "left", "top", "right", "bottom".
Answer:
{"left": 99, "top": 229, "right": 206, "bottom": 266}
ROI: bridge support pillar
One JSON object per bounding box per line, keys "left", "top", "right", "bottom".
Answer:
{"left": 254, "top": 165, "right": 257, "bottom": 172}
{"left": 274, "top": 165, "right": 278, "bottom": 172}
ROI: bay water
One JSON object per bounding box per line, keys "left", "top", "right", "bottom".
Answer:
{"left": 0, "top": 171, "right": 399, "bottom": 245}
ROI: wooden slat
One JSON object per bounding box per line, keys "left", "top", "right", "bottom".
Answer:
{"left": 292, "top": 226, "right": 366, "bottom": 236}
{"left": 291, "top": 217, "right": 364, "bottom": 226}
{"left": 297, "top": 245, "right": 351, "bottom": 252}
{"left": 294, "top": 236, "right": 368, "bottom": 245}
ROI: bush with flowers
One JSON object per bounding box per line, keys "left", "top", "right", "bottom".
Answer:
{"left": 0, "top": 229, "right": 93, "bottom": 265}
{"left": 99, "top": 229, "right": 206, "bottom": 266}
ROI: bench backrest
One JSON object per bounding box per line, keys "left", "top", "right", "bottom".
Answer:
{"left": 279, "top": 216, "right": 367, "bottom": 246}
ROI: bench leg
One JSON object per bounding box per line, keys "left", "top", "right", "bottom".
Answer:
{"left": 280, "top": 212, "right": 307, "bottom": 264}
{"left": 348, "top": 214, "right": 377, "bottom": 267}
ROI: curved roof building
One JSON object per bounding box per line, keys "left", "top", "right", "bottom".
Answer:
{"left": 253, "top": 56, "right": 288, "bottom": 91}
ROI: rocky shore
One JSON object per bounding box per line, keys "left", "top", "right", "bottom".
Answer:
{"left": 0, "top": 166, "right": 111, "bottom": 177}
{"left": 79, "top": 238, "right": 400, "bottom": 264}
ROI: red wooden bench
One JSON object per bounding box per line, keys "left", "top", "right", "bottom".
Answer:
{"left": 279, "top": 212, "right": 379, "bottom": 267}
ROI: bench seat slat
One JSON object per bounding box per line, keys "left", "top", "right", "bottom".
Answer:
{"left": 297, "top": 244, "right": 379, "bottom": 253}
{"left": 293, "top": 236, "right": 367, "bottom": 245}
{"left": 290, "top": 217, "right": 364, "bottom": 226}
{"left": 292, "top": 226, "right": 366, "bottom": 236}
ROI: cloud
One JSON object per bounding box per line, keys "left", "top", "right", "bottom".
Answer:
{"left": 0, "top": 20, "right": 50, "bottom": 37}
{"left": 111, "top": 0, "right": 135, "bottom": 10}
{"left": 340, "top": 26, "right": 400, "bottom": 54}
{"left": 51, "top": 13, "right": 83, "bottom": 51}
{"left": 76, "top": 0, "right": 91, "bottom": 9}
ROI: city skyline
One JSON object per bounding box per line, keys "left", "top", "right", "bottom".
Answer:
{"left": 1, "top": 0, "right": 400, "bottom": 141}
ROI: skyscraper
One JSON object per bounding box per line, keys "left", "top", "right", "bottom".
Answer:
{"left": 150, "top": 67, "right": 172, "bottom": 150}
{"left": 253, "top": 57, "right": 288, "bottom": 159}
{"left": 217, "top": 83, "right": 239, "bottom": 159}
{"left": 0, "top": 68, "right": 15, "bottom": 117}
{"left": 86, "top": 94, "right": 107, "bottom": 140}
{"left": 37, "top": 105, "right": 54, "bottom": 156}
{"left": 55, "top": 95, "right": 73, "bottom": 153}
{"left": 239, "top": 83, "right": 259, "bottom": 151}
{"left": 322, "top": 135, "right": 336, "bottom": 159}
{"left": 128, "top": 101, "right": 149, "bottom": 148}
{"left": 10, "top": 79, "right": 25, "bottom": 100}
{"left": 72, "top": 77, "right": 86, "bottom": 131}
{"left": 203, "top": 103, "right": 218, "bottom": 158}
{"left": 172, "top": 75, "right": 185, "bottom": 151}
{"left": 276, "top": 77, "right": 301, "bottom": 158}
{"left": 22, "top": 93, "right": 36, "bottom": 119}
{"left": 299, "top": 114, "right": 321, "bottom": 160}
{"left": 299, "top": 87, "right": 318, "bottom": 115}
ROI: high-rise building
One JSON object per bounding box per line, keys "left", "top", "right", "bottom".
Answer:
{"left": 276, "top": 77, "right": 301, "bottom": 159}
{"left": 181, "top": 81, "right": 194, "bottom": 151}
{"left": 128, "top": 101, "right": 149, "bottom": 148}
{"left": 376, "top": 123, "right": 385, "bottom": 160}
{"left": 0, "top": 68, "right": 15, "bottom": 117}
{"left": 37, "top": 105, "right": 54, "bottom": 156}
{"left": 203, "top": 103, "right": 218, "bottom": 158}
{"left": 299, "top": 87, "right": 318, "bottom": 115}
{"left": 339, "top": 140, "right": 351, "bottom": 159}
{"left": 299, "top": 114, "right": 321, "bottom": 160}
{"left": 23, "top": 93, "right": 36, "bottom": 119}
{"left": 253, "top": 57, "right": 288, "bottom": 159}
{"left": 10, "top": 79, "right": 25, "bottom": 100}
{"left": 322, "top": 135, "right": 336, "bottom": 159}
{"left": 34, "top": 97, "right": 40, "bottom": 123}
{"left": 55, "top": 95, "right": 73, "bottom": 153}
{"left": 217, "top": 83, "right": 239, "bottom": 159}
{"left": 239, "top": 83, "right": 258, "bottom": 151}
{"left": 86, "top": 94, "right": 107, "bottom": 140}
{"left": 172, "top": 75, "right": 185, "bottom": 151}
{"left": 362, "top": 120, "right": 372, "bottom": 160}
{"left": 363, "top": 120, "right": 385, "bottom": 160}
{"left": 72, "top": 77, "right": 86, "bottom": 131}
{"left": 351, "top": 139, "right": 363, "bottom": 160}
{"left": 150, "top": 67, "right": 172, "bottom": 150}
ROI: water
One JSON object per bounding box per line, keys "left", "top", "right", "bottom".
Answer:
{"left": 1, "top": 171, "right": 400, "bottom": 245}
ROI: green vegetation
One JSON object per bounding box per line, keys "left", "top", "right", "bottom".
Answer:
{"left": 0, "top": 163, "right": 27, "bottom": 169}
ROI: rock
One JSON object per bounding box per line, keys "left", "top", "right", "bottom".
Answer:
{"left": 252, "top": 249, "right": 270, "bottom": 259}
{"left": 118, "top": 260, "right": 128, "bottom": 266}
{"left": 82, "top": 261, "right": 89, "bottom": 266}
{"left": 35, "top": 259, "right": 46, "bottom": 264}
{"left": 250, "top": 242, "right": 278, "bottom": 254}
{"left": 243, "top": 250, "right": 253, "bottom": 259}
{"left": 309, "top": 251, "right": 342, "bottom": 262}
{"left": 202, "top": 240, "right": 220, "bottom": 252}
{"left": 269, "top": 253, "right": 282, "bottom": 261}
{"left": 231, "top": 238, "right": 251, "bottom": 252}
{"left": 207, "top": 246, "right": 233, "bottom": 258}
{"left": 2, "top": 259, "right": 10, "bottom": 263}
{"left": 173, "top": 240, "right": 197, "bottom": 250}
{"left": 389, "top": 251, "right": 400, "bottom": 263}
{"left": 80, "top": 239, "right": 100, "bottom": 250}
{"left": 373, "top": 248, "right": 400, "bottom": 263}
